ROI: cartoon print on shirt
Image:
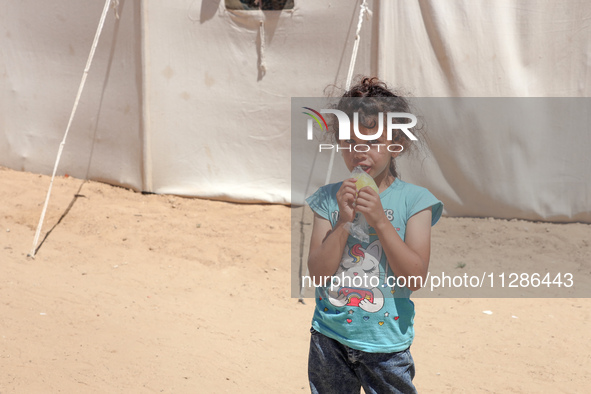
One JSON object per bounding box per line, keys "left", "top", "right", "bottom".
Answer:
{"left": 327, "top": 240, "right": 384, "bottom": 313}
{"left": 385, "top": 263, "right": 396, "bottom": 296}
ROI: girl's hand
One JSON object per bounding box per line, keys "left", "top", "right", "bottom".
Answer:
{"left": 336, "top": 178, "right": 357, "bottom": 224}
{"left": 355, "top": 187, "right": 388, "bottom": 229}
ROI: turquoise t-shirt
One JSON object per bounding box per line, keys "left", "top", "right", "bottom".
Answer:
{"left": 306, "top": 178, "right": 443, "bottom": 353}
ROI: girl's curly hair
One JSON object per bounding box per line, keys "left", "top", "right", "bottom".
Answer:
{"left": 328, "top": 76, "right": 421, "bottom": 179}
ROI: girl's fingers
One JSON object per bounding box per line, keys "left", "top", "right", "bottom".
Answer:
{"left": 338, "top": 180, "right": 357, "bottom": 195}
{"left": 358, "top": 186, "right": 378, "bottom": 197}
{"left": 339, "top": 185, "right": 357, "bottom": 197}
{"left": 338, "top": 185, "right": 354, "bottom": 194}
{"left": 343, "top": 194, "right": 357, "bottom": 205}
{"left": 356, "top": 189, "right": 377, "bottom": 203}
{"left": 355, "top": 194, "right": 381, "bottom": 212}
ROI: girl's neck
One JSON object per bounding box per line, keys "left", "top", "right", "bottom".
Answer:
{"left": 375, "top": 171, "right": 396, "bottom": 193}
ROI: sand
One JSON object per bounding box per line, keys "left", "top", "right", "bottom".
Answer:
{"left": 1, "top": 166, "right": 590, "bottom": 393}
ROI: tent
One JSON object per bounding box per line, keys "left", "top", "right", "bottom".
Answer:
{"left": 1, "top": 0, "right": 590, "bottom": 222}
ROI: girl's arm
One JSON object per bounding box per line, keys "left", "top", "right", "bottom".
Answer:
{"left": 356, "top": 187, "right": 433, "bottom": 291}
{"left": 307, "top": 178, "right": 358, "bottom": 281}
{"left": 373, "top": 207, "right": 432, "bottom": 291}
{"left": 306, "top": 213, "right": 350, "bottom": 281}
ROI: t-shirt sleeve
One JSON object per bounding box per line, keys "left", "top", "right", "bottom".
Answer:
{"left": 306, "top": 185, "right": 331, "bottom": 221}
{"left": 407, "top": 186, "right": 444, "bottom": 226}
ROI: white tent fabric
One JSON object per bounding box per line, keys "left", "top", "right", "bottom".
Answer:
{"left": 1, "top": 0, "right": 144, "bottom": 189}
{"left": 141, "top": 0, "right": 373, "bottom": 202}
{"left": 379, "top": 1, "right": 591, "bottom": 97}
{"left": 1, "top": 0, "right": 373, "bottom": 203}
{"left": 377, "top": 1, "right": 591, "bottom": 222}
{"left": 1, "top": 0, "right": 590, "bottom": 222}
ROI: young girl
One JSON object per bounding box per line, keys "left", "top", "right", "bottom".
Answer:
{"left": 306, "top": 77, "right": 443, "bottom": 394}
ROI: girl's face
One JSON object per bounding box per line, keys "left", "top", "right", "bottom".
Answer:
{"left": 339, "top": 122, "right": 400, "bottom": 190}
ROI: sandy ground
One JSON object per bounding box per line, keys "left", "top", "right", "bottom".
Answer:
{"left": 1, "top": 166, "right": 590, "bottom": 393}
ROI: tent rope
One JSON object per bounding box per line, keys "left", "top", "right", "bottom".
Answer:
{"left": 259, "top": 20, "right": 267, "bottom": 75}
{"left": 298, "top": 0, "right": 372, "bottom": 302}
{"left": 111, "top": 0, "right": 120, "bottom": 20}
{"left": 345, "top": 0, "right": 372, "bottom": 91}
{"left": 28, "top": 0, "right": 115, "bottom": 258}
{"left": 323, "top": 1, "right": 371, "bottom": 186}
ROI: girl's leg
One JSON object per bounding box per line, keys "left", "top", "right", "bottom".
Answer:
{"left": 308, "top": 328, "right": 361, "bottom": 394}
{"left": 355, "top": 347, "right": 417, "bottom": 394}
